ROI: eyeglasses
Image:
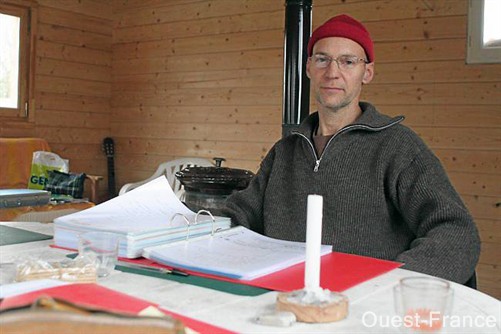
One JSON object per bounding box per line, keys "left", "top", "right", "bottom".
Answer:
{"left": 309, "top": 54, "right": 368, "bottom": 70}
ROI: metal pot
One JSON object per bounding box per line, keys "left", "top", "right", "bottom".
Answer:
{"left": 175, "top": 158, "right": 254, "bottom": 214}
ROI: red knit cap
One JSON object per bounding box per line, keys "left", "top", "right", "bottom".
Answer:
{"left": 307, "top": 14, "right": 374, "bottom": 62}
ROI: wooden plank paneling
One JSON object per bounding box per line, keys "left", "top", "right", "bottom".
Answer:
{"left": 112, "top": 105, "right": 281, "bottom": 124}
{"left": 111, "top": 122, "right": 280, "bottom": 143}
{"left": 374, "top": 61, "right": 501, "bottom": 84}
{"left": 380, "top": 105, "right": 501, "bottom": 128}
{"left": 38, "top": 23, "right": 112, "bottom": 51}
{"left": 477, "top": 219, "right": 501, "bottom": 244}
{"left": 478, "top": 242, "right": 501, "bottom": 266}
{"left": 113, "top": 68, "right": 283, "bottom": 90}
{"left": 414, "top": 126, "right": 500, "bottom": 150}
{"left": 476, "top": 263, "right": 501, "bottom": 299}
{"left": 114, "top": 138, "right": 272, "bottom": 164}
{"left": 114, "top": 10, "right": 282, "bottom": 43}
{"left": 363, "top": 82, "right": 500, "bottom": 105}
{"left": 463, "top": 195, "right": 500, "bottom": 221}
{"left": 38, "top": 40, "right": 111, "bottom": 66}
{"left": 37, "top": 92, "right": 110, "bottom": 114}
{"left": 37, "top": 58, "right": 111, "bottom": 82}
{"left": 38, "top": 6, "right": 112, "bottom": 35}
{"left": 435, "top": 149, "right": 499, "bottom": 174}
{"left": 36, "top": 127, "right": 108, "bottom": 145}
{"left": 36, "top": 75, "right": 111, "bottom": 97}
{"left": 0, "top": 122, "right": 35, "bottom": 137}
{"left": 312, "top": 0, "right": 467, "bottom": 22}
{"left": 449, "top": 172, "right": 501, "bottom": 197}
{"left": 112, "top": 0, "right": 203, "bottom": 12}
{"left": 113, "top": 49, "right": 283, "bottom": 75}
{"left": 114, "top": 0, "right": 283, "bottom": 27}
{"left": 113, "top": 29, "right": 283, "bottom": 59}
{"left": 1, "top": 0, "right": 498, "bottom": 299}
{"left": 375, "top": 39, "right": 467, "bottom": 62}
{"left": 36, "top": 110, "right": 110, "bottom": 129}
{"left": 365, "top": 16, "right": 467, "bottom": 41}
{"left": 37, "top": 0, "right": 112, "bottom": 19}
{"left": 111, "top": 87, "right": 282, "bottom": 107}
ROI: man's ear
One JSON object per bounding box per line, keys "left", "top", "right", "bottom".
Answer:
{"left": 362, "top": 62, "right": 374, "bottom": 84}
{"left": 306, "top": 58, "right": 312, "bottom": 79}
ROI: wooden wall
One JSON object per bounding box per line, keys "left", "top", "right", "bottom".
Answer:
{"left": 0, "top": 0, "right": 113, "bottom": 199}
{"left": 0, "top": 0, "right": 499, "bottom": 298}
{"left": 112, "top": 0, "right": 285, "bottom": 181}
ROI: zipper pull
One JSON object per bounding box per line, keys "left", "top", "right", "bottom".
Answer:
{"left": 313, "top": 160, "right": 320, "bottom": 172}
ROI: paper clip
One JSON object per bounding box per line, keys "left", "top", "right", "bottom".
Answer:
{"left": 195, "top": 210, "right": 216, "bottom": 236}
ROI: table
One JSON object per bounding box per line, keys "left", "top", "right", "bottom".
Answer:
{"left": 1, "top": 221, "right": 499, "bottom": 333}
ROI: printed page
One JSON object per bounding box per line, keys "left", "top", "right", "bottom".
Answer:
{"left": 145, "top": 226, "right": 331, "bottom": 280}
{"left": 54, "top": 177, "right": 196, "bottom": 233}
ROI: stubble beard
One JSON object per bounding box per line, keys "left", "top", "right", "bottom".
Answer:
{"left": 315, "top": 91, "right": 350, "bottom": 114}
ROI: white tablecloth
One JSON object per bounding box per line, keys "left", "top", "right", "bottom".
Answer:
{"left": 1, "top": 221, "right": 499, "bottom": 333}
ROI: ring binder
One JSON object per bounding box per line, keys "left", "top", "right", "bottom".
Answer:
{"left": 170, "top": 209, "right": 218, "bottom": 241}
{"left": 195, "top": 210, "right": 216, "bottom": 236}
{"left": 53, "top": 177, "right": 232, "bottom": 258}
{"left": 170, "top": 213, "right": 192, "bottom": 241}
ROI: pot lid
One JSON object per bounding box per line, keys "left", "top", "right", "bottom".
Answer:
{"left": 175, "top": 157, "right": 254, "bottom": 194}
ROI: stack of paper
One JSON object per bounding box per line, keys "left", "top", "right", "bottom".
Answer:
{"left": 144, "top": 226, "right": 332, "bottom": 280}
{"left": 54, "top": 177, "right": 231, "bottom": 258}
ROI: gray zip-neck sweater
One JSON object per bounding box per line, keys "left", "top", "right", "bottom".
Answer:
{"left": 224, "top": 102, "right": 480, "bottom": 284}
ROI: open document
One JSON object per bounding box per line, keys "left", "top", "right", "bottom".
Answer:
{"left": 53, "top": 177, "right": 231, "bottom": 258}
{"left": 144, "top": 226, "right": 332, "bottom": 280}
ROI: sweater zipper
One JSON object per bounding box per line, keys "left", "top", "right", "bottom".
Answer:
{"left": 295, "top": 120, "right": 402, "bottom": 173}
{"left": 296, "top": 132, "right": 321, "bottom": 171}
{"left": 314, "top": 160, "right": 321, "bottom": 172}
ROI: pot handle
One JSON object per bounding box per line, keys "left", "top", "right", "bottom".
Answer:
{"left": 213, "top": 157, "right": 226, "bottom": 167}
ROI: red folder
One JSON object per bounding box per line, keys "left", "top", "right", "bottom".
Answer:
{"left": 122, "top": 251, "right": 402, "bottom": 292}
{"left": 50, "top": 243, "right": 402, "bottom": 291}
{"left": 0, "top": 283, "right": 234, "bottom": 334}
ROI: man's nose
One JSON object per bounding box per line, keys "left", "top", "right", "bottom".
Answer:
{"left": 324, "top": 59, "right": 341, "bottom": 77}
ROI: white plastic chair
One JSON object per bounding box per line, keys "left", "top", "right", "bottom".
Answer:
{"left": 118, "top": 157, "right": 213, "bottom": 198}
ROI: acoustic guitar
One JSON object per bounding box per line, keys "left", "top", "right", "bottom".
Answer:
{"left": 102, "top": 137, "right": 116, "bottom": 199}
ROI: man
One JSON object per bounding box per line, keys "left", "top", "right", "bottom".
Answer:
{"left": 223, "top": 14, "right": 480, "bottom": 285}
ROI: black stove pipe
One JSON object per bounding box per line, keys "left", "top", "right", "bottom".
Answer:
{"left": 282, "top": 0, "right": 312, "bottom": 137}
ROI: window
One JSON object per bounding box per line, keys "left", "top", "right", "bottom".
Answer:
{"left": 467, "top": 0, "right": 501, "bottom": 64}
{"left": 0, "top": 0, "right": 37, "bottom": 119}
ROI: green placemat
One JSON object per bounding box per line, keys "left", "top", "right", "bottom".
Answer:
{"left": 66, "top": 253, "right": 269, "bottom": 297}
{"left": 0, "top": 225, "right": 52, "bottom": 246}
{"left": 116, "top": 265, "right": 269, "bottom": 296}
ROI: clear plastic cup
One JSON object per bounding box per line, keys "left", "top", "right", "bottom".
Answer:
{"left": 78, "top": 232, "right": 119, "bottom": 278}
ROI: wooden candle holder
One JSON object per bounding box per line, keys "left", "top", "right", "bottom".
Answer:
{"left": 276, "top": 289, "right": 348, "bottom": 323}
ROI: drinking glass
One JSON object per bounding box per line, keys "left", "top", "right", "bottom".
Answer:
{"left": 393, "top": 276, "right": 453, "bottom": 332}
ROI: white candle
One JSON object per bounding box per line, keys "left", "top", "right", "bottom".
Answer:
{"left": 304, "top": 194, "right": 323, "bottom": 291}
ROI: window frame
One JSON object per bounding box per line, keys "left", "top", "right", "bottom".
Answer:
{"left": 467, "top": 0, "right": 501, "bottom": 64}
{"left": 0, "top": 0, "right": 37, "bottom": 120}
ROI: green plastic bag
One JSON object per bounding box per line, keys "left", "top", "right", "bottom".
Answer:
{"left": 28, "top": 151, "right": 69, "bottom": 190}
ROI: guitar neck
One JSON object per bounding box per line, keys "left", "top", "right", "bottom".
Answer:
{"left": 102, "top": 137, "right": 116, "bottom": 199}
{"left": 107, "top": 156, "right": 116, "bottom": 197}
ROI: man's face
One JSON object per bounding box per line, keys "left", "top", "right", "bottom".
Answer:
{"left": 306, "top": 37, "right": 374, "bottom": 113}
